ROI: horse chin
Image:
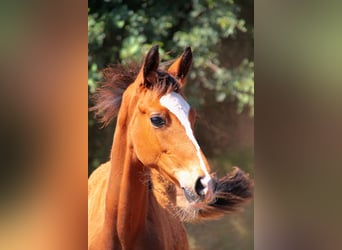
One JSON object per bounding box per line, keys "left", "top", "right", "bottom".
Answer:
{"left": 174, "top": 167, "right": 253, "bottom": 222}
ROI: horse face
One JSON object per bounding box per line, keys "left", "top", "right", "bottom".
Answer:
{"left": 131, "top": 90, "right": 216, "bottom": 204}
{"left": 130, "top": 46, "right": 216, "bottom": 204}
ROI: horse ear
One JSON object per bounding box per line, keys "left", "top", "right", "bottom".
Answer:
{"left": 168, "top": 47, "right": 192, "bottom": 87}
{"left": 142, "top": 45, "right": 159, "bottom": 88}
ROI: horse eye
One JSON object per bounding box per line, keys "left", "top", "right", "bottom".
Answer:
{"left": 150, "top": 116, "right": 166, "bottom": 128}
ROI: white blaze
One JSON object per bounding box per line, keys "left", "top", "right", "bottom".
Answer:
{"left": 160, "top": 92, "right": 211, "bottom": 183}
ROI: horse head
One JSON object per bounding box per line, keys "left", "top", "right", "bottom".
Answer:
{"left": 125, "top": 45, "right": 252, "bottom": 221}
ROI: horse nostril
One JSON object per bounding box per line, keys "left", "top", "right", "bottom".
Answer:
{"left": 195, "top": 177, "right": 206, "bottom": 197}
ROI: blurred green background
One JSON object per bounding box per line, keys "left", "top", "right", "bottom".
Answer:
{"left": 88, "top": 0, "right": 254, "bottom": 249}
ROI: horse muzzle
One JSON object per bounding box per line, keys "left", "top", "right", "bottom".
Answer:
{"left": 182, "top": 177, "right": 217, "bottom": 203}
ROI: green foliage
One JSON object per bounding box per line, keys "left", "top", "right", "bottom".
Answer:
{"left": 88, "top": 0, "right": 254, "bottom": 109}
{"left": 213, "top": 59, "right": 254, "bottom": 115}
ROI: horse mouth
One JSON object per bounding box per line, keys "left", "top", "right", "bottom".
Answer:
{"left": 175, "top": 167, "right": 253, "bottom": 222}
{"left": 182, "top": 187, "right": 202, "bottom": 203}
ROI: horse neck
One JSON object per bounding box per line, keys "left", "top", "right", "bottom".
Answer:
{"left": 104, "top": 90, "right": 150, "bottom": 246}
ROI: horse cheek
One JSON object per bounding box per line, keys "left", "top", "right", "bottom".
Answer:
{"left": 131, "top": 121, "right": 160, "bottom": 167}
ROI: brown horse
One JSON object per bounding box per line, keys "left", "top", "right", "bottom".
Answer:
{"left": 88, "top": 45, "right": 253, "bottom": 250}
